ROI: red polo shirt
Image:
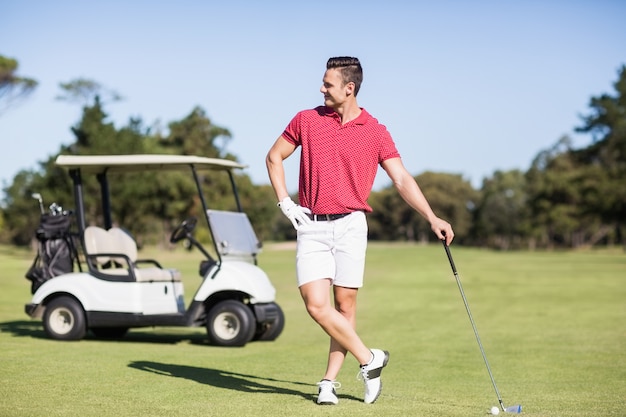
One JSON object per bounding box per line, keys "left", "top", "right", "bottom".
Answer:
{"left": 282, "top": 106, "right": 400, "bottom": 214}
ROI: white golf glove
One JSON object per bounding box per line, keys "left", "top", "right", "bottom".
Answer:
{"left": 277, "top": 197, "right": 311, "bottom": 230}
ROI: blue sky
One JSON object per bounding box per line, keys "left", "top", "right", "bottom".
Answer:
{"left": 1, "top": 1, "right": 625, "bottom": 193}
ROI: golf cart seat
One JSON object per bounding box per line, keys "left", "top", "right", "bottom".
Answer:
{"left": 84, "top": 225, "right": 115, "bottom": 266}
{"left": 108, "top": 227, "right": 181, "bottom": 282}
{"left": 83, "top": 226, "right": 181, "bottom": 282}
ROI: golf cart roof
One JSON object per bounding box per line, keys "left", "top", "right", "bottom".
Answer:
{"left": 55, "top": 154, "right": 247, "bottom": 173}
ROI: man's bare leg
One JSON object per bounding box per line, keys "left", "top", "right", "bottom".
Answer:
{"left": 299, "top": 279, "right": 372, "bottom": 365}
{"left": 322, "top": 285, "right": 359, "bottom": 380}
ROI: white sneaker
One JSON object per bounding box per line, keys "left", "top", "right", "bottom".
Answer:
{"left": 358, "top": 349, "right": 390, "bottom": 404}
{"left": 316, "top": 379, "right": 341, "bottom": 405}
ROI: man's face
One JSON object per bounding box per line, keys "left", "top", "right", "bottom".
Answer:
{"left": 320, "top": 68, "right": 351, "bottom": 108}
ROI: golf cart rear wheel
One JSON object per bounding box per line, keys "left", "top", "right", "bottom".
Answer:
{"left": 43, "top": 296, "right": 86, "bottom": 341}
{"left": 206, "top": 300, "right": 256, "bottom": 347}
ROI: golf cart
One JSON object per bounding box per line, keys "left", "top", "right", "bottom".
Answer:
{"left": 24, "top": 154, "right": 284, "bottom": 347}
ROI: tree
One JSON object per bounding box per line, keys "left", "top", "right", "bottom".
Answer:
{"left": 524, "top": 66, "right": 626, "bottom": 248}
{"left": 0, "top": 55, "right": 38, "bottom": 115}
{"left": 574, "top": 64, "right": 626, "bottom": 242}
{"left": 162, "top": 106, "right": 232, "bottom": 158}
{"left": 1, "top": 170, "right": 54, "bottom": 245}
{"left": 368, "top": 172, "right": 477, "bottom": 243}
{"left": 56, "top": 78, "right": 122, "bottom": 107}
{"left": 525, "top": 136, "right": 613, "bottom": 248}
{"left": 472, "top": 170, "right": 529, "bottom": 249}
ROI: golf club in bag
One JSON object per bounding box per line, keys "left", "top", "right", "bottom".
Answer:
{"left": 441, "top": 239, "right": 522, "bottom": 414}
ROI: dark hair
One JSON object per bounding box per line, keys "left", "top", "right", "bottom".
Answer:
{"left": 326, "top": 56, "right": 363, "bottom": 96}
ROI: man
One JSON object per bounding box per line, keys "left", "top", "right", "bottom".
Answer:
{"left": 265, "top": 56, "right": 454, "bottom": 405}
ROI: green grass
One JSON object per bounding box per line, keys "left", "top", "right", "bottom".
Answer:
{"left": 1, "top": 243, "right": 624, "bottom": 416}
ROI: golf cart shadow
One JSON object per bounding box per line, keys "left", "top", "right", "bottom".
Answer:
{"left": 129, "top": 361, "right": 351, "bottom": 403}
{"left": 0, "top": 320, "right": 47, "bottom": 339}
{"left": 89, "top": 329, "right": 211, "bottom": 345}
{"left": 0, "top": 320, "right": 208, "bottom": 345}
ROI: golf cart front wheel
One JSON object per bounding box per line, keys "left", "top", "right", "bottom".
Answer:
{"left": 206, "top": 300, "right": 256, "bottom": 347}
{"left": 42, "top": 296, "right": 87, "bottom": 341}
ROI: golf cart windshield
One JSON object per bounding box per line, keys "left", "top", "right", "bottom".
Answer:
{"left": 207, "top": 210, "right": 261, "bottom": 259}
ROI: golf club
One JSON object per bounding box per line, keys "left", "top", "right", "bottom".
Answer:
{"left": 441, "top": 238, "right": 522, "bottom": 414}
{"left": 31, "top": 193, "right": 44, "bottom": 214}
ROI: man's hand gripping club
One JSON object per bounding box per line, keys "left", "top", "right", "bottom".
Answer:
{"left": 278, "top": 197, "right": 311, "bottom": 230}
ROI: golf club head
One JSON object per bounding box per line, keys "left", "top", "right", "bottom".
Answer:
{"left": 504, "top": 404, "right": 522, "bottom": 413}
{"left": 31, "top": 193, "right": 44, "bottom": 214}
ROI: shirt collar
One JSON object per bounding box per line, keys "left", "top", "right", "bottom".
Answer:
{"left": 323, "top": 106, "right": 368, "bottom": 125}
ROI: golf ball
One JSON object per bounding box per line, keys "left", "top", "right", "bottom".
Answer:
{"left": 490, "top": 406, "right": 500, "bottom": 415}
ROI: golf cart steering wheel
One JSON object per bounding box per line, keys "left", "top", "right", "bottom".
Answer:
{"left": 170, "top": 217, "right": 198, "bottom": 243}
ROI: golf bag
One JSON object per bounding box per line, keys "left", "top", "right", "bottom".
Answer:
{"left": 25, "top": 212, "right": 78, "bottom": 294}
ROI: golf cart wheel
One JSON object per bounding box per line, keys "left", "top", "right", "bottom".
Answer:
{"left": 206, "top": 300, "right": 256, "bottom": 347}
{"left": 90, "top": 327, "right": 129, "bottom": 339}
{"left": 253, "top": 303, "right": 285, "bottom": 341}
{"left": 43, "top": 296, "right": 86, "bottom": 341}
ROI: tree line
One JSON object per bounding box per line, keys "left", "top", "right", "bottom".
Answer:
{"left": 1, "top": 55, "right": 624, "bottom": 249}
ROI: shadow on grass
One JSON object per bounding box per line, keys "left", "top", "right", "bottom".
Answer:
{"left": 0, "top": 319, "right": 207, "bottom": 345}
{"left": 128, "top": 361, "right": 362, "bottom": 403}
{"left": 0, "top": 320, "right": 47, "bottom": 338}
{"left": 129, "top": 361, "right": 315, "bottom": 401}
{"left": 96, "top": 330, "right": 210, "bottom": 345}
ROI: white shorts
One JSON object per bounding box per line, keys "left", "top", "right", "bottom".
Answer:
{"left": 295, "top": 211, "right": 368, "bottom": 288}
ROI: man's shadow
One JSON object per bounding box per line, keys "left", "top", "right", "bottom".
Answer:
{"left": 128, "top": 361, "right": 361, "bottom": 403}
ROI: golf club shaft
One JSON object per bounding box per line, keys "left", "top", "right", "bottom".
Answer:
{"left": 441, "top": 240, "right": 504, "bottom": 410}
